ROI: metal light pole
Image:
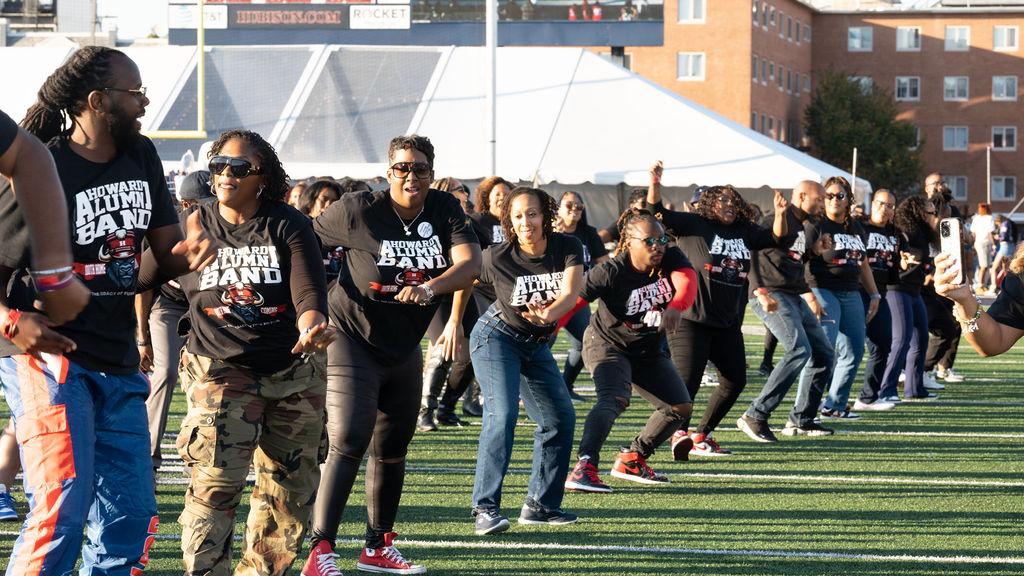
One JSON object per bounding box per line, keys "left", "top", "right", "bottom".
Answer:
{"left": 485, "top": 0, "right": 497, "bottom": 175}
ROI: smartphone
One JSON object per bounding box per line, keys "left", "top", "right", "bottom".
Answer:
{"left": 938, "top": 218, "right": 966, "bottom": 285}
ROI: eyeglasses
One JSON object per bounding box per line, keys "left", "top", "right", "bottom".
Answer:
{"left": 630, "top": 234, "right": 670, "bottom": 248}
{"left": 563, "top": 203, "right": 584, "bottom": 212}
{"left": 103, "top": 86, "right": 147, "bottom": 99}
{"left": 873, "top": 200, "right": 896, "bottom": 209}
{"left": 209, "top": 156, "right": 261, "bottom": 179}
{"left": 390, "top": 162, "right": 432, "bottom": 179}
{"left": 717, "top": 196, "right": 740, "bottom": 207}
{"left": 826, "top": 192, "right": 848, "bottom": 201}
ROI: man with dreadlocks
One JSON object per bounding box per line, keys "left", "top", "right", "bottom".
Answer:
{"left": 645, "top": 162, "right": 789, "bottom": 457}
{"left": 562, "top": 208, "right": 697, "bottom": 492}
{"left": 0, "top": 46, "right": 215, "bottom": 576}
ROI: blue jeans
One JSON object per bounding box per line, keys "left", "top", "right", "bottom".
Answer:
{"left": 881, "top": 289, "right": 929, "bottom": 398}
{"left": 550, "top": 304, "right": 590, "bottom": 391}
{"left": 858, "top": 292, "right": 892, "bottom": 403}
{"left": 747, "top": 291, "right": 835, "bottom": 426}
{"left": 808, "top": 288, "right": 866, "bottom": 411}
{"left": 470, "top": 308, "right": 576, "bottom": 512}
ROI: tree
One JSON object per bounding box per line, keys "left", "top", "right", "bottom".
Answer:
{"left": 804, "top": 69, "right": 923, "bottom": 194}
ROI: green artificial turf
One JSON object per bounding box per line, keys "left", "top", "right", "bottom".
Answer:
{"left": 2, "top": 312, "right": 1022, "bottom": 575}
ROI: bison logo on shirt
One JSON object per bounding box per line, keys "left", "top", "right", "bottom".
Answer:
{"left": 97, "top": 229, "right": 138, "bottom": 290}
{"left": 221, "top": 282, "right": 265, "bottom": 324}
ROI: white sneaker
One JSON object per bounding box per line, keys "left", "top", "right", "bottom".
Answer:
{"left": 702, "top": 371, "right": 719, "bottom": 386}
{"left": 852, "top": 399, "right": 896, "bottom": 411}
{"left": 923, "top": 371, "right": 945, "bottom": 390}
{"left": 937, "top": 367, "right": 965, "bottom": 383}
{"left": 898, "top": 371, "right": 906, "bottom": 383}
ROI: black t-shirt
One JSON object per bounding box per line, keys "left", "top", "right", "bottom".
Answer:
{"left": 469, "top": 212, "right": 505, "bottom": 301}
{"left": 804, "top": 217, "right": 867, "bottom": 292}
{"left": 564, "top": 224, "right": 608, "bottom": 271}
{"left": 0, "top": 136, "right": 178, "bottom": 373}
{"left": 479, "top": 233, "right": 584, "bottom": 337}
{"left": 178, "top": 201, "right": 326, "bottom": 374}
{"left": 987, "top": 271, "right": 1024, "bottom": 329}
{"left": 0, "top": 110, "right": 16, "bottom": 157}
{"left": 651, "top": 208, "right": 776, "bottom": 328}
{"left": 314, "top": 189, "right": 476, "bottom": 362}
{"left": 862, "top": 222, "right": 899, "bottom": 296}
{"left": 891, "top": 227, "right": 933, "bottom": 296}
{"left": 750, "top": 208, "right": 810, "bottom": 295}
{"left": 581, "top": 247, "right": 691, "bottom": 356}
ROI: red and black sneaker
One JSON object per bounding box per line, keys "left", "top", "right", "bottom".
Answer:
{"left": 564, "top": 458, "right": 613, "bottom": 493}
{"left": 690, "top": 432, "right": 732, "bottom": 457}
{"left": 356, "top": 532, "right": 425, "bottom": 574}
{"left": 302, "top": 540, "right": 344, "bottom": 576}
{"left": 609, "top": 450, "right": 669, "bottom": 485}
{"left": 670, "top": 430, "right": 694, "bottom": 461}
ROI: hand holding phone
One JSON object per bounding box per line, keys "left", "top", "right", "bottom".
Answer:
{"left": 938, "top": 218, "right": 966, "bottom": 285}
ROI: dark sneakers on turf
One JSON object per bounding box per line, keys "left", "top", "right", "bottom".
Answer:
{"left": 670, "top": 430, "right": 694, "bottom": 461}
{"left": 564, "top": 458, "right": 613, "bottom": 493}
{"left": 736, "top": 414, "right": 778, "bottom": 443}
{"left": 781, "top": 420, "right": 835, "bottom": 437}
{"left": 610, "top": 450, "right": 670, "bottom": 484}
{"left": 518, "top": 498, "right": 579, "bottom": 526}
{"left": 473, "top": 507, "right": 510, "bottom": 535}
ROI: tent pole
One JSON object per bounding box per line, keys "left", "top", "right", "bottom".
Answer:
{"left": 486, "top": 0, "right": 497, "bottom": 176}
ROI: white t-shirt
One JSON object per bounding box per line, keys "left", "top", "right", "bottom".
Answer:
{"left": 971, "top": 214, "right": 996, "bottom": 245}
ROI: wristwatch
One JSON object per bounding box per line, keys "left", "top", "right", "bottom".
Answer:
{"left": 418, "top": 283, "right": 435, "bottom": 305}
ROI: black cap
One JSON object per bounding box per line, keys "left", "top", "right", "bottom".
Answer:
{"left": 178, "top": 171, "right": 214, "bottom": 202}
{"left": 691, "top": 185, "right": 709, "bottom": 204}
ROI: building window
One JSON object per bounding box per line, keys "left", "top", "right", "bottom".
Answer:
{"left": 993, "top": 176, "right": 1017, "bottom": 201}
{"left": 804, "top": 24, "right": 812, "bottom": 43}
{"left": 752, "top": 55, "right": 759, "bottom": 83}
{"left": 761, "top": 60, "right": 768, "bottom": 85}
{"left": 762, "top": 4, "right": 769, "bottom": 28}
{"left": 948, "top": 176, "right": 968, "bottom": 201}
{"left": 769, "top": 6, "right": 775, "bottom": 26}
{"left": 910, "top": 126, "right": 920, "bottom": 150}
{"left": 778, "top": 65, "right": 784, "bottom": 90}
{"left": 896, "top": 26, "right": 922, "bottom": 51}
{"left": 760, "top": 114, "right": 767, "bottom": 133}
{"left": 804, "top": 74, "right": 811, "bottom": 92}
{"left": 778, "top": 10, "right": 785, "bottom": 38}
{"left": 944, "top": 76, "right": 969, "bottom": 101}
{"left": 677, "top": 52, "right": 705, "bottom": 81}
{"left": 993, "top": 126, "right": 1017, "bottom": 151}
{"left": 943, "top": 126, "right": 969, "bottom": 151}
{"left": 945, "top": 25, "right": 970, "bottom": 51}
{"left": 752, "top": 1, "right": 758, "bottom": 24}
{"left": 768, "top": 117, "right": 775, "bottom": 139}
{"left": 678, "top": 0, "right": 705, "bottom": 23}
{"left": 752, "top": 111, "right": 758, "bottom": 129}
{"left": 850, "top": 76, "right": 873, "bottom": 94}
{"left": 895, "top": 76, "right": 920, "bottom": 101}
{"left": 769, "top": 61, "right": 775, "bottom": 81}
{"left": 993, "top": 75, "right": 1018, "bottom": 101}
{"left": 787, "top": 16, "right": 793, "bottom": 41}
{"left": 848, "top": 26, "right": 873, "bottom": 52}
{"left": 795, "top": 20, "right": 801, "bottom": 45}
{"left": 994, "top": 25, "right": 1019, "bottom": 51}
{"left": 598, "top": 52, "right": 633, "bottom": 69}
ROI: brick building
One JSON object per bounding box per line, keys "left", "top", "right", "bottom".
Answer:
{"left": 626, "top": 0, "right": 1024, "bottom": 209}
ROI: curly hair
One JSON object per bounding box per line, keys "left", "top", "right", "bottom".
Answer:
{"left": 21, "top": 46, "right": 127, "bottom": 142}
{"left": 208, "top": 130, "right": 290, "bottom": 202}
{"left": 894, "top": 195, "right": 938, "bottom": 244}
{"left": 823, "top": 175, "right": 858, "bottom": 229}
{"left": 694, "top": 185, "right": 757, "bottom": 226}
{"left": 500, "top": 187, "right": 557, "bottom": 245}
{"left": 475, "top": 176, "right": 511, "bottom": 214}
{"left": 613, "top": 208, "right": 662, "bottom": 256}
{"left": 298, "top": 178, "right": 344, "bottom": 216}
{"left": 557, "top": 191, "right": 590, "bottom": 229}
{"left": 388, "top": 134, "right": 435, "bottom": 167}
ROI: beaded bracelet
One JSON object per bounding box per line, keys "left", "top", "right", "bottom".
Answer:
{"left": 30, "top": 265, "right": 73, "bottom": 277}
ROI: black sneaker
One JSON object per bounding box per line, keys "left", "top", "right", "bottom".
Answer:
{"left": 736, "top": 414, "right": 778, "bottom": 443}
{"left": 781, "top": 420, "right": 835, "bottom": 437}
{"left": 436, "top": 409, "right": 468, "bottom": 427}
{"left": 567, "top": 389, "right": 587, "bottom": 403}
{"left": 473, "top": 507, "right": 510, "bottom": 536}
{"left": 518, "top": 499, "right": 579, "bottom": 526}
{"left": 416, "top": 410, "right": 437, "bottom": 432}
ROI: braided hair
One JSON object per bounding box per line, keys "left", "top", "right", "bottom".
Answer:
{"left": 613, "top": 208, "right": 661, "bottom": 256}
{"left": 694, "top": 185, "right": 757, "bottom": 226}
{"left": 21, "top": 46, "right": 126, "bottom": 142}
{"left": 208, "top": 130, "right": 291, "bottom": 203}
{"left": 499, "top": 187, "right": 557, "bottom": 246}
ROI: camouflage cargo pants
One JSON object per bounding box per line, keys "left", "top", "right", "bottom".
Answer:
{"left": 177, "top": 350, "right": 327, "bottom": 576}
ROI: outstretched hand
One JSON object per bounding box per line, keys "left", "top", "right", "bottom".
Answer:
{"left": 172, "top": 211, "right": 218, "bottom": 271}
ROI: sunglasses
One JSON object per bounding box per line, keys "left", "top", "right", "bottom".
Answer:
{"left": 209, "top": 156, "right": 262, "bottom": 179}
{"left": 873, "top": 200, "right": 896, "bottom": 209}
{"left": 391, "top": 162, "right": 432, "bottom": 179}
{"left": 717, "top": 196, "right": 741, "bottom": 207}
{"left": 631, "top": 234, "right": 670, "bottom": 248}
{"left": 103, "top": 86, "right": 147, "bottom": 99}
{"left": 563, "top": 203, "right": 584, "bottom": 212}
{"left": 826, "top": 192, "right": 848, "bottom": 201}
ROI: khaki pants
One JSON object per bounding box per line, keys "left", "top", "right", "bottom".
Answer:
{"left": 177, "top": 350, "right": 327, "bottom": 576}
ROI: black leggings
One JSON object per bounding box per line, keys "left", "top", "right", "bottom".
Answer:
{"left": 667, "top": 319, "right": 747, "bottom": 436}
{"left": 310, "top": 330, "right": 422, "bottom": 549}
{"left": 424, "top": 297, "right": 481, "bottom": 409}
{"left": 922, "top": 287, "right": 961, "bottom": 371}
{"left": 578, "top": 330, "right": 691, "bottom": 466}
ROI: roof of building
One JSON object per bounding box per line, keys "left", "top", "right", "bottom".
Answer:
{"left": 805, "top": 0, "right": 1024, "bottom": 13}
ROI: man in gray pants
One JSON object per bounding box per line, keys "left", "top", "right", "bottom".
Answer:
{"left": 137, "top": 171, "right": 214, "bottom": 470}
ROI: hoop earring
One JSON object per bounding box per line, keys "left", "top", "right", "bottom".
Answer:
{"left": 258, "top": 185, "right": 265, "bottom": 198}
